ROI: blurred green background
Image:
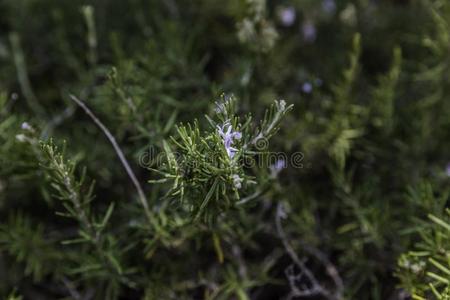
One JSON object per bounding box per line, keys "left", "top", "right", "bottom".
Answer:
{"left": 1, "top": 0, "right": 450, "bottom": 299}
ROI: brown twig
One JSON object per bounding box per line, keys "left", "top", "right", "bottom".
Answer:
{"left": 69, "top": 95, "right": 151, "bottom": 219}
{"left": 275, "top": 202, "right": 343, "bottom": 300}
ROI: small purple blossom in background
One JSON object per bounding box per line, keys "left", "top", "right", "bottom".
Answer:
{"left": 21, "top": 122, "right": 32, "bottom": 131}
{"left": 315, "top": 78, "right": 323, "bottom": 87}
{"left": 217, "top": 121, "right": 242, "bottom": 159}
{"left": 11, "top": 92, "right": 18, "bottom": 101}
{"left": 322, "top": 0, "right": 336, "bottom": 14}
{"left": 446, "top": 163, "right": 450, "bottom": 177}
{"left": 274, "top": 159, "right": 286, "bottom": 170}
{"left": 278, "top": 6, "right": 296, "bottom": 27}
{"left": 302, "top": 21, "right": 316, "bottom": 43}
{"left": 270, "top": 159, "right": 286, "bottom": 177}
{"left": 302, "top": 82, "right": 313, "bottom": 93}
{"left": 16, "top": 122, "right": 34, "bottom": 142}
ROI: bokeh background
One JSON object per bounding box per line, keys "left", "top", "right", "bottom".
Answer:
{"left": 1, "top": 0, "right": 450, "bottom": 299}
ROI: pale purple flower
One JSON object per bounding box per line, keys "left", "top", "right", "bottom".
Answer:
{"left": 279, "top": 7, "right": 296, "bottom": 27}
{"left": 232, "top": 174, "right": 243, "bottom": 189}
{"left": 274, "top": 159, "right": 286, "bottom": 170}
{"left": 302, "top": 21, "right": 316, "bottom": 43}
{"left": 446, "top": 163, "right": 450, "bottom": 177}
{"left": 302, "top": 82, "right": 313, "bottom": 93}
{"left": 217, "top": 121, "right": 242, "bottom": 159}
{"left": 322, "top": 0, "right": 336, "bottom": 14}
{"left": 21, "top": 122, "right": 32, "bottom": 131}
{"left": 270, "top": 159, "right": 286, "bottom": 177}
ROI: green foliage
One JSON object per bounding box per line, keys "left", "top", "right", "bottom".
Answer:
{"left": 1, "top": 0, "right": 450, "bottom": 299}
{"left": 38, "top": 141, "right": 134, "bottom": 298}
{"left": 397, "top": 184, "right": 450, "bottom": 299}
{"left": 327, "top": 32, "right": 363, "bottom": 170}
{"left": 236, "top": 0, "right": 278, "bottom": 53}
{"left": 151, "top": 95, "right": 292, "bottom": 224}
{"left": 0, "top": 212, "right": 60, "bottom": 282}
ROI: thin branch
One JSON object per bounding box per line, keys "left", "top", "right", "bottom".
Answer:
{"left": 235, "top": 188, "right": 265, "bottom": 206}
{"left": 69, "top": 95, "right": 151, "bottom": 219}
{"left": 299, "top": 240, "right": 344, "bottom": 297}
{"left": 232, "top": 245, "right": 248, "bottom": 279}
{"left": 275, "top": 202, "right": 342, "bottom": 300}
{"left": 62, "top": 276, "right": 82, "bottom": 300}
